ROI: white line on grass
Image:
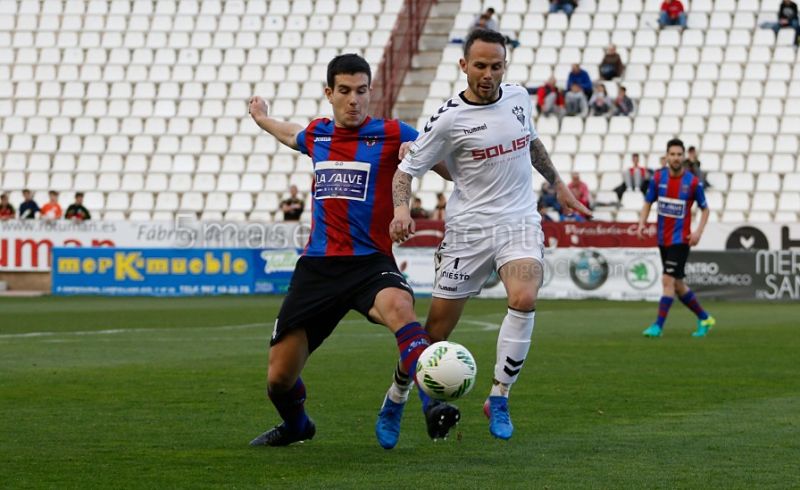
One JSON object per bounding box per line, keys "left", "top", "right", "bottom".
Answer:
{"left": 0, "top": 317, "right": 500, "bottom": 343}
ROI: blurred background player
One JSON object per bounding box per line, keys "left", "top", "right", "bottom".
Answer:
{"left": 637, "top": 138, "right": 715, "bottom": 338}
{"left": 380, "top": 29, "right": 590, "bottom": 443}
{"left": 247, "top": 54, "right": 439, "bottom": 448}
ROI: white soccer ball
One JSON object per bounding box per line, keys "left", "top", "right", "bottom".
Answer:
{"left": 416, "top": 341, "right": 477, "bottom": 401}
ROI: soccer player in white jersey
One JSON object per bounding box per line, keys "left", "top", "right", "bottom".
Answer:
{"left": 374, "top": 29, "right": 592, "bottom": 447}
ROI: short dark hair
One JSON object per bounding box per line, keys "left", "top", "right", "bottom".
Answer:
{"left": 666, "top": 138, "right": 685, "bottom": 153}
{"left": 22, "top": 188, "right": 31, "bottom": 194}
{"left": 688, "top": 146, "right": 696, "bottom": 152}
{"left": 326, "top": 53, "right": 371, "bottom": 88}
{"left": 463, "top": 28, "right": 506, "bottom": 58}
{"left": 75, "top": 192, "right": 84, "bottom": 198}
{"left": 48, "top": 190, "right": 58, "bottom": 196}
{"left": 486, "top": 7, "right": 495, "bottom": 14}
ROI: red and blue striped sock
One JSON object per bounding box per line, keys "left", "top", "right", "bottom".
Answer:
{"left": 679, "top": 290, "right": 709, "bottom": 320}
{"left": 655, "top": 296, "right": 674, "bottom": 328}
{"left": 395, "top": 322, "right": 430, "bottom": 385}
{"left": 268, "top": 377, "right": 309, "bottom": 433}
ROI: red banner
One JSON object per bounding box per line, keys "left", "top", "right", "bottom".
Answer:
{"left": 399, "top": 220, "right": 657, "bottom": 248}
{"left": 542, "top": 221, "right": 657, "bottom": 248}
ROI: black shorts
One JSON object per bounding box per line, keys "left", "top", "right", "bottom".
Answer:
{"left": 659, "top": 244, "right": 690, "bottom": 279}
{"left": 270, "top": 253, "right": 414, "bottom": 353}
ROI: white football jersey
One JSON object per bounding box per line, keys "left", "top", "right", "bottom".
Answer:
{"left": 400, "top": 84, "right": 541, "bottom": 231}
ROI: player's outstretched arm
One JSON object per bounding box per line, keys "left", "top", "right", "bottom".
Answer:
{"left": 249, "top": 96, "right": 303, "bottom": 151}
{"left": 637, "top": 201, "right": 652, "bottom": 240}
{"left": 530, "top": 138, "right": 593, "bottom": 218}
{"left": 390, "top": 169, "right": 415, "bottom": 243}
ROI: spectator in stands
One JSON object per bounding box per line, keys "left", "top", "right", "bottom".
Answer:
{"left": 683, "top": 146, "right": 710, "bottom": 188}
{"left": 659, "top": 0, "right": 687, "bottom": 29}
{"left": 0, "top": 193, "right": 15, "bottom": 220}
{"left": 613, "top": 85, "right": 634, "bottom": 116}
{"left": 761, "top": 0, "right": 800, "bottom": 46}
{"left": 549, "top": 0, "right": 578, "bottom": 17}
{"left": 566, "top": 64, "right": 593, "bottom": 99}
{"left": 18, "top": 189, "right": 39, "bottom": 219}
{"left": 536, "top": 76, "right": 565, "bottom": 117}
{"left": 614, "top": 153, "right": 648, "bottom": 201}
{"left": 588, "top": 83, "right": 612, "bottom": 116}
{"left": 280, "top": 185, "right": 304, "bottom": 221}
{"left": 65, "top": 192, "right": 92, "bottom": 221}
{"left": 539, "top": 181, "right": 561, "bottom": 214}
{"left": 433, "top": 192, "right": 447, "bottom": 220}
{"left": 538, "top": 201, "right": 555, "bottom": 222}
{"left": 40, "top": 191, "right": 62, "bottom": 220}
{"left": 599, "top": 45, "right": 625, "bottom": 80}
{"left": 567, "top": 172, "right": 592, "bottom": 216}
{"left": 565, "top": 83, "right": 589, "bottom": 117}
{"left": 472, "top": 8, "right": 499, "bottom": 32}
{"left": 471, "top": 9, "right": 520, "bottom": 48}
{"left": 410, "top": 197, "right": 430, "bottom": 219}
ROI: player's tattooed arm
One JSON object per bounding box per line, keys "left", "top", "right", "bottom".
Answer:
{"left": 392, "top": 170, "right": 413, "bottom": 208}
{"left": 390, "top": 170, "right": 416, "bottom": 242}
{"left": 529, "top": 138, "right": 560, "bottom": 186}
{"left": 531, "top": 138, "right": 593, "bottom": 218}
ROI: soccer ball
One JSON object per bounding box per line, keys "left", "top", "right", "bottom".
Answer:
{"left": 416, "top": 341, "right": 477, "bottom": 401}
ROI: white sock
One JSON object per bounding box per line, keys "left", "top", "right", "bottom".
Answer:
{"left": 493, "top": 308, "right": 535, "bottom": 387}
{"left": 387, "top": 361, "right": 412, "bottom": 404}
{"left": 490, "top": 380, "right": 511, "bottom": 398}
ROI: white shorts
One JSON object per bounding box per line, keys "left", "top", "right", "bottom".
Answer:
{"left": 432, "top": 223, "right": 545, "bottom": 299}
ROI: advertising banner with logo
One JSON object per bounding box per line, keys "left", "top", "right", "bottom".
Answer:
{"left": 479, "top": 248, "right": 664, "bottom": 300}
{"left": 686, "top": 250, "right": 800, "bottom": 301}
{"left": 253, "top": 249, "right": 301, "bottom": 294}
{"left": 52, "top": 248, "right": 256, "bottom": 296}
{"left": 0, "top": 220, "right": 308, "bottom": 271}
{"left": 4, "top": 220, "right": 798, "bottom": 272}
{"left": 394, "top": 248, "right": 664, "bottom": 300}
{"left": 694, "top": 223, "right": 800, "bottom": 252}
{"left": 394, "top": 247, "right": 436, "bottom": 295}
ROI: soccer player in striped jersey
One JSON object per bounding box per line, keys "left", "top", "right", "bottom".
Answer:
{"left": 637, "top": 138, "right": 716, "bottom": 338}
{"left": 377, "top": 29, "right": 591, "bottom": 445}
{"left": 247, "top": 54, "right": 447, "bottom": 447}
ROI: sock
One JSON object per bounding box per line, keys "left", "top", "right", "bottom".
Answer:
{"left": 679, "top": 290, "right": 709, "bottom": 320}
{"left": 386, "top": 360, "right": 412, "bottom": 404}
{"left": 395, "top": 322, "right": 430, "bottom": 381}
{"left": 268, "top": 377, "right": 309, "bottom": 433}
{"left": 489, "top": 379, "right": 511, "bottom": 398}
{"left": 493, "top": 308, "right": 535, "bottom": 386}
{"left": 655, "top": 296, "right": 674, "bottom": 328}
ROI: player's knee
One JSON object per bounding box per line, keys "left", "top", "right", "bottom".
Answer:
{"left": 378, "top": 289, "right": 416, "bottom": 325}
{"left": 267, "top": 368, "right": 296, "bottom": 393}
{"left": 507, "top": 291, "right": 537, "bottom": 312}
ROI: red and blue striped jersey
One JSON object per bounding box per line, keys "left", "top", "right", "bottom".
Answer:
{"left": 645, "top": 168, "right": 708, "bottom": 246}
{"left": 296, "top": 116, "right": 418, "bottom": 257}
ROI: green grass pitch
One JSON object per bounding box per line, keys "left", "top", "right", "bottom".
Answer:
{"left": 1, "top": 296, "right": 798, "bottom": 488}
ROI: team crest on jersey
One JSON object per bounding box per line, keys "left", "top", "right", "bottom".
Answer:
{"left": 363, "top": 136, "right": 378, "bottom": 147}
{"left": 681, "top": 184, "right": 690, "bottom": 194}
{"left": 512, "top": 105, "right": 525, "bottom": 127}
